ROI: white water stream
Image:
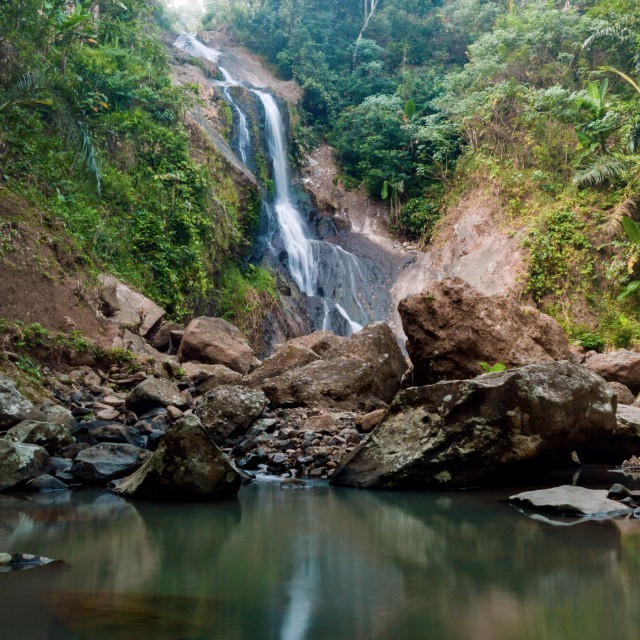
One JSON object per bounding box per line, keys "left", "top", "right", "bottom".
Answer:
{"left": 174, "top": 33, "right": 369, "bottom": 335}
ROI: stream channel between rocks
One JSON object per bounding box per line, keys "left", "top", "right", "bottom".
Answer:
{"left": 1, "top": 468, "right": 640, "bottom": 640}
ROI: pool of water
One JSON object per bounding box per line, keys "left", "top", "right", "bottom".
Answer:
{"left": 1, "top": 471, "right": 640, "bottom": 640}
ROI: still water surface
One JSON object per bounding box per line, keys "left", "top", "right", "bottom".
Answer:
{"left": 1, "top": 476, "right": 640, "bottom": 640}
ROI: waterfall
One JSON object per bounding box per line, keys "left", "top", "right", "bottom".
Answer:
{"left": 174, "top": 33, "right": 373, "bottom": 336}
{"left": 219, "top": 68, "right": 252, "bottom": 166}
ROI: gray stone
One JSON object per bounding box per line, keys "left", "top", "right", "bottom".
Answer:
{"left": 29, "top": 474, "right": 68, "bottom": 492}
{"left": 195, "top": 385, "right": 268, "bottom": 445}
{"left": 71, "top": 443, "right": 151, "bottom": 482}
{"left": 0, "top": 440, "right": 49, "bottom": 491}
{"left": 40, "top": 404, "right": 74, "bottom": 428}
{"left": 332, "top": 361, "right": 616, "bottom": 489}
{"left": 112, "top": 415, "right": 241, "bottom": 501}
{"left": 608, "top": 483, "right": 631, "bottom": 500}
{"left": 0, "top": 376, "right": 36, "bottom": 430}
{"left": 4, "top": 420, "right": 74, "bottom": 454}
{"left": 508, "top": 486, "right": 633, "bottom": 517}
{"left": 182, "top": 362, "right": 243, "bottom": 391}
{"left": 125, "top": 377, "right": 189, "bottom": 414}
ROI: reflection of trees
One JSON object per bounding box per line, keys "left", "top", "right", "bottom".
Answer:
{"left": 1, "top": 485, "right": 640, "bottom": 640}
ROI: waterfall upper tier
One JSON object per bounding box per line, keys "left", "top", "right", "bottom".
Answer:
{"left": 172, "top": 33, "right": 413, "bottom": 339}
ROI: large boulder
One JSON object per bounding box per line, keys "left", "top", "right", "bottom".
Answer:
{"left": 4, "top": 421, "right": 74, "bottom": 454}
{"left": 125, "top": 377, "right": 189, "bottom": 414}
{"left": 578, "top": 404, "right": 640, "bottom": 463}
{"left": 113, "top": 415, "right": 241, "bottom": 501}
{"left": 285, "top": 330, "right": 348, "bottom": 356}
{"left": 260, "top": 323, "right": 407, "bottom": 411}
{"left": 195, "top": 385, "right": 268, "bottom": 444}
{"left": 508, "top": 486, "right": 632, "bottom": 517}
{"left": 177, "top": 317, "right": 260, "bottom": 374}
{"left": 98, "top": 274, "right": 165, "bottom": 336}
{"left": 0, "top": 440, "right": 49, "bottom": 491}
{"left": 182, "top": 362, "right": 243, "bottom": 392}
{"left": 398, "top": 278, "right": 571, "bottom": 385}
{"left": 0, "top": 376, "right": 37, "bottom": 430}
{"left": 71, "top": 443, "right": 151, "bottom": 483}
{"left": 243, "top": 343, "right": 319, "bottom": 389}
{"left": 585, "top": 350, "right": 640, "bottom": 393}
{"left": 331, "top": 361, "right": 615, "bottom": 489}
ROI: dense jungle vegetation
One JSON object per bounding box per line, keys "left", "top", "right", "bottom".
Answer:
{"left": 201, "top": 0, "right": 640, "bottom": 347}
{"left": 4, "top": 0, "right": 640, "bottom": 348}
{"left": 0, "top": 0, "right": 267, "bottom": 323}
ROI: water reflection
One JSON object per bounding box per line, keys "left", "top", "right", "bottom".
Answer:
{"left": 0, "top": 482, "right": 639, "bottom": 639}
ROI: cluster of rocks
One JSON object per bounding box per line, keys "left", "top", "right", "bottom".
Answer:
{"left": 7, "top": 273, "right": 640, "bottom": 499}
{"left": 0, "top": 315, "right": 406, "bottom": 498}
{"left": 332, "top": 279, "right": 640, "bottom": 490}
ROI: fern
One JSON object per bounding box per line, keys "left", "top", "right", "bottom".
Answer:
{"left": 1, "top": 65, "right": 101, "bottom": 195}
{"left": 573, "top": 155, "right": 636, "bottom": 188}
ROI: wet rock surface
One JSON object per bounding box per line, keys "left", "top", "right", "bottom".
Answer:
{"left": 508, "top": 486, "right": 633, "bottom": 517}
{"left": 331, "top": 361, "right": 616, "bottom": 489}
{"left": 0, "top": 440, "right": 49, "bottom": 491}
{"left": 71, "top": 443, "right": 151, "bottom": 483}
{"left": 113, "top": 415, "right": 241, "bottom": 501}
{"left": 399, "top": 278, "right": 571, "bottom": 385}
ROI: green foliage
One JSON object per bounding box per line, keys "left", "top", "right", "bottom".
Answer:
{"left": 215, "top": 264, "right": 279, "bottom": 349}
{"left": 478, "top": 361, "right": 507, "bottom": 373}
{"left": 575, "top": 332, "right": 606, "bottom": 352}
{"left": 525, "top": 209, "right": 595, "bottom": 302}
{"left": 0, "top": 0, "right": 260, "bottom": 320}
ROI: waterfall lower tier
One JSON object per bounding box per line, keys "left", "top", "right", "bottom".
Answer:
{"left": 174, "top": 33, "right": 389, "bottom": 338}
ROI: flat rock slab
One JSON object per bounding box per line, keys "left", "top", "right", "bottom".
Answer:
{"left": 508, "top": 485, "right": 633, "bottom": 517}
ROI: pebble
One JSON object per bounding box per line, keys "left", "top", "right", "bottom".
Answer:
{"left": 96, "top": 408, "right": 121, "bottom": 421}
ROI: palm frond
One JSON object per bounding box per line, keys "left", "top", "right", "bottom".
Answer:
{"left": 602, "top": 195, "right": 638, "bottom": 236}
{"left": 573, "top": 155, "right": 636, "bottom": 188}
{"left": 52, "top": 109, "right": 101, "bottom": 196}
{"left": 583, "top": 26, "right": 636, "bottom": 51}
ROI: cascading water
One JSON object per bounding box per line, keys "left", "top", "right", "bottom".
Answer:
{"left": 174, "top": 33, "right": 376, "bottom": 336}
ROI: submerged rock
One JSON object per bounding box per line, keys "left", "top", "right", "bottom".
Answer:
{"left": 177, "top": 316, "right": 260, "bottom": 374}
{"left": 0, "top": 552, "right": 64, "bottom": 571}
{"left": 0, "top": 440, "right": 49, "bottom": 491}
{"left": 331, "top": 361, "right": 615, "bottom": 489}
{"left": 508, "top": 486, "right": 632, "bottom": 517}
{"left": 398, "top": 278, "right": 571, "bottom": 385}
{"left": 113, "top": 415, "right": 241, "bottom": 501}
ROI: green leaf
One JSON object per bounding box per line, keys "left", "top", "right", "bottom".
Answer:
{"left": 381, "top": 180, "right": 388, "bottom": 200}
{"left": 617, "top": 279, "right": 640, "bottom": 301}
{"left": 622, "top": 215, "right": 640, "bottom": 245}
{"left": 404, "top": 99, "right": 416, "bottom": 121}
